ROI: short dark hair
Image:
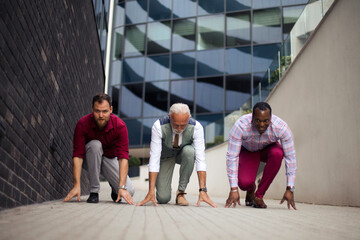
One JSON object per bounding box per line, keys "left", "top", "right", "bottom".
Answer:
{"left": 252, "top": 102, "right": 272, "bottom": 117}
{"left": 92, "top": 93, "right": 112, "bottom": 107}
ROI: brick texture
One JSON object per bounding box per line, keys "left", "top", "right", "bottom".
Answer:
{"left": 0, "top": 0, "right": 104, "bottom": 209}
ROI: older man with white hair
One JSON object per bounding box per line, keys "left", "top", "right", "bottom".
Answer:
{"left": 137, "top": 103, "right": 217, "bottom": 207}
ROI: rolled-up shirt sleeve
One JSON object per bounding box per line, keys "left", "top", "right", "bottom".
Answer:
{"left": 193, "top": 122, "right": 206, "bottom": 172}
{"left": 115, "top": 123, "right": 129, "bottom": 160}
{"left": 72, "top": 121, "right": 86, "bottom": 158}
{"left": 226, "top": 121, "right": 243, "bottom": 188}
{"left": 279, "top": 124, "right": 296, "bottom": 187}
{"left": 148, "top": 120, "right": 162, "bottom": 172}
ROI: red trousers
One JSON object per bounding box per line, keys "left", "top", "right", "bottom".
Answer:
{"left": 238, "top": 143, "right": 284, "bottom": 198}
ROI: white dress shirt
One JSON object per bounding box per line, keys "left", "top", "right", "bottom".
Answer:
{"left": 148, "top": 119, "right": 207, "bottom": 172}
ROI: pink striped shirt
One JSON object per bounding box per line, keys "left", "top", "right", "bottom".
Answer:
{"left": 226, "top": 113, "right": 296, "bottom": 188}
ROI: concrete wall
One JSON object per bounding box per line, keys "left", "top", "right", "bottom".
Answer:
{"left": 0, "top": 0, "right": 104, "bottom": 209}
{"left": 265, "top": 0, "right": 360, "bottom": 206}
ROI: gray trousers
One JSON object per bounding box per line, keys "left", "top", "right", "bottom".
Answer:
{"left": 156, "top": 145, "right": 195, "bottom": 204}
{"left": 83, "top": 140, "right": 134, "bottom": 196}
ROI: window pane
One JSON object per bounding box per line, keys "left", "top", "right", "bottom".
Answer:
{"left": 282, "top": 0, "right": 308, "bottom": 6}
{"left": 142, "top": 118, "right": 158, "bottom": 144}
{"left": 173, "top": 0, "right": 197, "bottom": 19}
{"left": 253, "top": 8, "right": 281, "bottom": 44}
{"left": 145, "top": 54, "right": 170, "bottom": 81}
{"left": 112, "top": 27, "right": 124, "bottom": 60}
{"left": 110, "top": 60, "right": 122, "bottom": 85}
{"left": 253, "top": 0, "right": 281, "bottom": 9}
{"left": 122, "top": 57, "right": 145, "bottom": 83}
{"left": 196, "top": 76, "right": 224, "bottom": 113}
{"left": 253, "top": 43, "right": 281, "bottom": 72}
{"left": 110, "top": 86, "right": 120, "bottom": 114}
{"left": 171, "top": 52, "right": 195, "bottom": 79}
{"left": 114, "top": 2, "right": 125, "bottom": 27}
{"left": 125, "top": 0, "right": 147, "bottom": 24}
{"left": 226, "top": 0, "right": 251, "bottom": 11}
{"left": 170, "top": 80, "right": 194, "bottom": 112}
{"left": 124, "top": 24, "right": 146, "bottom": 57}
{"left": 172, "top": 18, "right": 196, "bottom": 52}
{"left": 147, "top": 21, "right": 171, "bottom": 54}
{"left": 197, "top": 49, "right": 224, "bottom": 77}
{"left": 149, "top": 0, "right": 171, "bottom": 21}
{"left": 283, "top": 5, "right": 305, "bottom": 40}
{"left": 198, "top": 0, "right": 224, "bottom": 15}
{"left": 225, "top": 74, "right": 251, "bottom": 111}
{"left": 143, "top": 81, "right": 169, "bottom": 117}
{"left": 226, "top": 12, "right": 250, "bottom": 46}
{"left": 252, "top": 72, "right": 270, "bottom": 103}
{"left": 120, "top": 83, "right": 143, "bottom": 117}
{"left": 197, "top": 15, "right": 224, "bottom": 50}
{"left": 196, "top": 114, "right": 223, "bottom": 129}
{"left": 225, "top": 47, "right": 251, "bottom": 74}
{"left": 123, "top": 119, "right": 142, "bottom": 145}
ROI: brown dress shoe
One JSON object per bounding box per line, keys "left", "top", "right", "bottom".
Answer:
{"left": 245, "top": 190, "right": 255, "bottom": 206}
{"left": 253, "top": 197, "right": 267, "bottom": 208}
{"left": 176, "top": 191, "right": 189, "bottom": 206}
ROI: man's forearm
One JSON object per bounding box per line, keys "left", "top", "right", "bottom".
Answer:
{"left": 118, "top": 158, "right": 129, "bottom": 186}
{"left": 73, "top": 157, "right": 83, "bottom": 186}
{"left": 148, "top": 172, "right": 158, "bottom": 192}
{"left": 197, "top": 171, "right": 206, "bottom": 188}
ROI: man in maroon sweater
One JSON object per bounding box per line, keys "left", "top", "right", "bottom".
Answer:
{"left": 64, "top": 93, "right": 134, "bottom": 204}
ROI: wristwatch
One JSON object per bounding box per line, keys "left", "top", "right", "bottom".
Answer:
{"left": 118, "top": 185, "right": 127, "bottom": 190}
{"left": 199, "top": 187, "right": 207, "bottom": 192}
{"left": 287, "top": 186, "right": 295, "bottom": 192}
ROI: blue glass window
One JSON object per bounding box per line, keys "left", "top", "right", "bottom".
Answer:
{"left": 225, "top": 47, "right": 251, "bottom": 74}
{"left": 120, "top": 83, "right": 143, "bottom": 118}
{"left": 122, "top": 57, "right": 145, "bottom": 83}
{"left": 123, "top": 119, "right": 142, "bottom": 145}
{"left": 198, "top": 0, "right": 224, "bottom": 15}
{"left": 226, "top": 0, "right": 251, "bottom": 12}
{"left": 197, "top": 15, "right": 224, "bottom": 50}
{"left": 125, "top": 0, "right": 147, "bottom": 24}
{"left": 147, "top": 21, "right": 171, "bottom": 55}
{"left": 253, "top": 0, "right": 281, "bottom": 9}
{"left": 252, "top": 72, "right": 270, "bottom": 103}
{"left": 114, "top": 2, "right": 125, "bottom": 27}
{"left": 283, "top": 5, "right": 306, "bottom": 40}
{"left": 173, "top": 0, "right": 197, "bottom": 19}
{"left": 253, "top": 8, "right": 282, "bottom": 44}
{"left": 171, "top": 52, "right": 195, "bottom": 79}
{"left": 172, "top": 18, "right": 196, "bottom": 52}
{"left": 197, "top": 49, "right": 224, "bottom": 77}
{"left": 253, "top": 44, "right": 281, "bottom": 72}
{"left": 124, "top": 24, "right": 146, "bottom": 57}
{"left": 196, "top": 76, "right": 224, "bottom": 113}
{"left": 282, "top": 0, "right": 308, "bottom": 6}
{"left": 142, "top": 118, "right": 159, "bottom": 144}
{"left": 170, "top": 80, "right": 194, "bottom": 112}
{"left": 225, "top": 74, "right": 251, "bottom": 112}
{"left": 143, "top": 81, "right": 169, "bottom": 117}
{"left": 111, "top": 86, "right": 120, "bottom": 114}
{"left": 145, "top": 54, "right": 170, "bottom": 81}
{"left": 112, "top": 27, "right": 124, "bottom": 60}
{"left": 226, "top": 12, "right": 251, "bottom": 46}
{"left": 149, "top": 0, "right": 171, "bottom": 21}
{"left": 196, "top": 114, "right": 223, "bottom": 129}
{"left": 110, "top": 60, "right": 122, "bottom": 85}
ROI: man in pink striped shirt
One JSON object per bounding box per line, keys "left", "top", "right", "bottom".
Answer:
{"left": 225, "top": 102, "right": 296, "bottom": 209}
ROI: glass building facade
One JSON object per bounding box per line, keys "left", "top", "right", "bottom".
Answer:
{"left": 107, "top": 0, "right": 308, "bottom": 147}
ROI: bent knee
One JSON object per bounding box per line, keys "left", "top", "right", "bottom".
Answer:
{"left": 86, "top": 140, "right": 102, "bottom": 151}
{"left": 268, "top": 145, "right": 284, "bottom": 159}
{"left": 181, "top": 145, "right": 195, "bottom": 158}
{"left": 156, "top": 192, "right": 171, "bottom": 204}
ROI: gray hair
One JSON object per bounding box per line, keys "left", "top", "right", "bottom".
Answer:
{"left": 169, "top": 103, "right": 191, "bottom": 117}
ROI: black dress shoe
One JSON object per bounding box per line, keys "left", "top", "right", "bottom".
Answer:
{"left": 245, "top": 190, "right": 255, "bottom": 206}
{"left": 111, "top": 191, "right": 122, "bottom": 203}
{"left": 253, "top": 197, "right": 267, "bottom": 208}
{"left": 87, "top": 193, "right": 99, "bottom": 203}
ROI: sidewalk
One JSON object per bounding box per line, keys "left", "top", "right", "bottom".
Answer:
{"left": 1, "top": 182, "right": 359, "bottom": 240}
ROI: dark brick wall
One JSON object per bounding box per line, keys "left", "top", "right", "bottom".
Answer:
{"left": 0, "top": 0, "right": 105, "bottom": 209}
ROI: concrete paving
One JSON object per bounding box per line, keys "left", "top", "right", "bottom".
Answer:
{"left": 1, "top": 182, "right": 359, "bottom": 240}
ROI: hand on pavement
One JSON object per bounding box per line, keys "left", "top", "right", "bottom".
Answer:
{"left": 136, "top": 192, "right": 158, "bottom": 206}
{"left": 64, "top": 186, "right": 81, "bottom": 202}
{"left": 225, "top": 191, "right": 241, "bottom": 208}
{"left": 197, "top": 191, "right": 217, "bottom": 208}
{"left": 117, "top": 189, "right": 134, "bottom": 205}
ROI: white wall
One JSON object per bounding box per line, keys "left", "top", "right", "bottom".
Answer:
{"left": 265, "top": 0, "right": 360, "bottom": 206}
